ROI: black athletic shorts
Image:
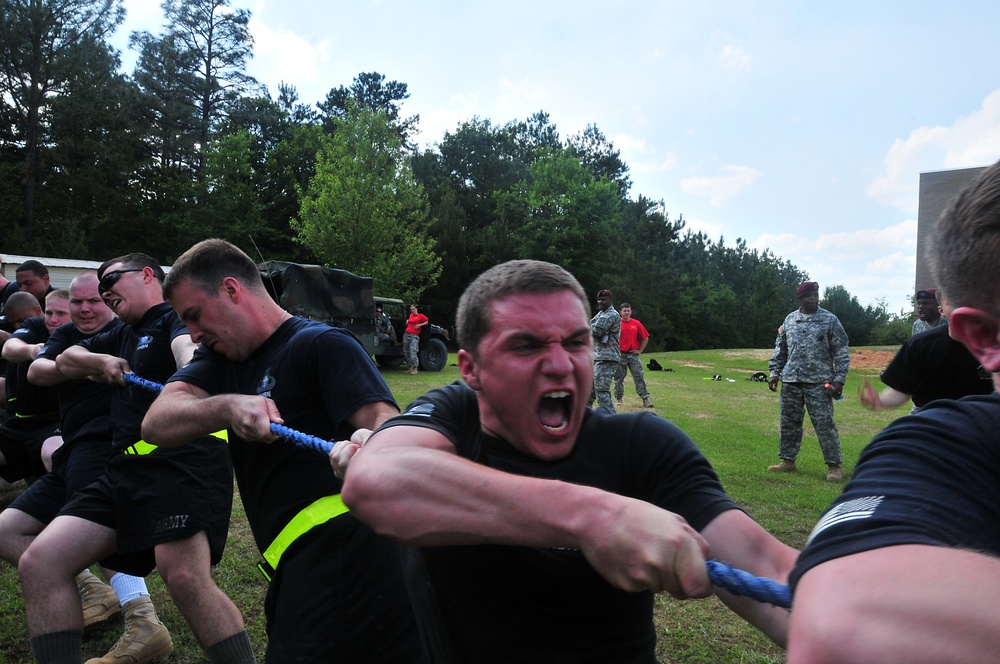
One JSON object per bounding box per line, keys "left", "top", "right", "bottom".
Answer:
{"left": 59, "top": 436, "right": 234, "bottom": 577}
{"left": 0, "top": 417, "right": 59, "bottom": 483}
{"left": 10, "top": 416, "right": 114, "bottom": 525}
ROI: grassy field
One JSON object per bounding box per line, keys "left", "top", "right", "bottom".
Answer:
{"left": 0, "top": 346, "right": 901, "bottom": 663}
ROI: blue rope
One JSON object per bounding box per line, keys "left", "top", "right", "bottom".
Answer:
{"left": 123, "top": 372, "right": 790, "bottom": 607}
{"left": 268, "top": 423, "right": 334, "bottom": 454}
{"left": 121, "top": 373, "right": 334, "bottom": 454}
{"left": 706, "top": 560, "right": 791, "bottom": 608}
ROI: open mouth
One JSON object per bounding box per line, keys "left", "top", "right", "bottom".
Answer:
{"left": 539, "top": 390, "right": 571, "bottom": 432}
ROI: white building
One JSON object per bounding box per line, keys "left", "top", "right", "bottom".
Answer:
{"left": 1, "top": 254, "right": 105, "bottom": 289}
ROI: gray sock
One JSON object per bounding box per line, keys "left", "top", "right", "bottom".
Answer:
{"left": 29, "top": 630, "right": 83, "bottom": 664}
{"left": 205, "top": 629, "right": 256, "bottom": 664}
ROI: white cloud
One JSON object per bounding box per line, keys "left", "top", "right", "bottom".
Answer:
{"left": 752, "top": 220, "right": 917, "bottom": 311}
{"left": 612, "top": 132, "right": 677, "bottom": 175}
{"left": 497, "top": 77, "right": 549, "bottom": 109}
{"left": 633, "top": 153, "right": 678, "bottom": 174}
{"left": 682, "top": 216, "right": 724, "bottom": 238}
{"left": 120, "top": 0, "right": 163, "bottom": 33}
{"left": 868, "top": 89, "right": 1000, "bottom": 212}
{"left": 681, "top": 165, "right": 760, "bottom": 206}
{"left": 411, "top": 92, "right": 486, "bottom": 147}
{"left": 612, "top": 133, "right": 648, "bottom": 155}
{"left": 717, "top": 44, "right": 750, "bottom": 70}
{"left": 246, "top": 16, "right": 330, "bottom": 99}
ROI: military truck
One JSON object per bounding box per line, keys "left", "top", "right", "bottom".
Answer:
{"left": 258, "top": 261, "right": 450, "bottom": 372}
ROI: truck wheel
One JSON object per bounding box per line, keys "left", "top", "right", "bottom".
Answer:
{"left": 419, "top": 338, "right": 448, "bottom": 372}
{"left": 375, "top": 354, "right": 405, "bottom": 368}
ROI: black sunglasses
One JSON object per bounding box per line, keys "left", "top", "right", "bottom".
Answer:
{"left": 99, "top": 268, "right": 145, "bottom": 296}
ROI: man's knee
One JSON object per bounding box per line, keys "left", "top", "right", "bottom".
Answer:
{"left": 0, "top": 507, "right": 42, "bottom": 537}
{"left": 19, "top": 538, "right": 60, "bottom": 585}
{"left": 155, "top": 536, "right": 212, "bottom": 599}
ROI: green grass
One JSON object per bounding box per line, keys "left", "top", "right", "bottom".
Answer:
{"left": 0, "top": 348, "right": 901, "bottom": 663}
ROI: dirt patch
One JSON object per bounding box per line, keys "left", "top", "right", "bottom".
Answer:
{"left": 676, "top": 360, "right": 711, "bottom": 369}
{"left": 671, "top": 347, "right": 895, "bottom": 372}
{"left": 721, "top": 350, "right": 773, "bottom": 361}
{"left": 850, "top": 348, "right": 896, "bottom": 372}
{"left": 723, "top": 347, "right": 896, "bottom": 372}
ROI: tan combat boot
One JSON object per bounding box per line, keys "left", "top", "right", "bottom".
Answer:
{"left": 767, "top": 459, "right": 797, "bottom": 473}
{"left": 826, "top": 464, "right": 843, "bottom": 483}
{"left": 85, "top": 595, "right": 173, "bottom": 664}
{"left": 76, "top": 570, "right": 120, "bottom": 627}
{"left": 642, "top": 397, "right": 655, "bottom": 409}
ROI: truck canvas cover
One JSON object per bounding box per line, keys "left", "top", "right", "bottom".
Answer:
{"left": 258, "top": 261, "right": 374, "bottom": 326}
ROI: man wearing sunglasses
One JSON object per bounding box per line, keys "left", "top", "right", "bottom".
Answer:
{"left": 0, "top": 272, "right": 174, "bottom": 663}
{"left": 19, "top": 254, "right": 254, "bottom": 664}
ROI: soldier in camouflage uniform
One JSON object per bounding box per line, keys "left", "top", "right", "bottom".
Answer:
{"left": 374, "top": 305, "right": 395, "bottom": 346}
{"left": 589, "top": 289, "right": 621, "bottom": 414}
{"left": 767, "top": 281, "right": 850, "bottom": 482}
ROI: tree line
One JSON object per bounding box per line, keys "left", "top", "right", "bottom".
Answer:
{"left": 0, "top": 0, "right": 911, "bottom": 350}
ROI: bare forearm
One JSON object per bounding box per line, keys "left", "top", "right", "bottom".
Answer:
{"left": 877, "top": 387, "right": 911, "bottom": 409}
{"left": 143, "top": 389, "right": 238, "bottom": 447}
{"left": 27, "top": 358, "right": 64, "bottom": 387}
{"left": 345, "top": 432, "right": 714, "bottom": 597}
{"left": 702, "top": 511, "right": 797, "bottom": 646}
{"left": 1, "top": 339, "right": 39, "bottom": 363}
{"left": 56, "top": 346, "right": 116, "bottom": 380}
{"left": 345, "top": 440, "right": 606, "bottom": 547}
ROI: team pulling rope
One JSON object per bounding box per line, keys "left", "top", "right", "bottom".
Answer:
{"left": 122, "top": 371, "right": 791, "bottom": 608}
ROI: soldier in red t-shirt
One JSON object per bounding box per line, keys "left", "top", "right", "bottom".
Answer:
{"left": 614, "top": 303, "right": 654, "bottom": 409}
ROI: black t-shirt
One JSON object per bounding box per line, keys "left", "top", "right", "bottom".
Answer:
{"left": 790, "top": 393, "right": 1000, "bottom": 592}
{"left": 380, "top": 381, "right": 739, "bottom": 663}
{"left": 168, "top": 316, "right": 397, "bottom": 552}
{"left": 880, "top": 325, "right": 993, "bottom": 407}
{"left": 6, "top": 316, "right": 58, "bottom": 419}
{"left": 38, "top": 319, "right": 121, "bottom": 440}
{"left": 79, "top": 303, "right": 188, "bottom": 450}
{"left": 0, "top": 281, "right": 19, "bottom": 317}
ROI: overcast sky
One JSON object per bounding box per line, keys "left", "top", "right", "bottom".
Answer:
{"left": 112, "top": 0, "right": 1000, "bottom": 314}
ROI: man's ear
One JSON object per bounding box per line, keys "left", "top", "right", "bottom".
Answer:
{"left": 457, "top": 349, "right": 481, "bottom": 390}
{"left": 221, "top": 276, "right": 241, "bottom": 302}
{"left": 949, "top": 307, "right": 1000, "bottom": 372}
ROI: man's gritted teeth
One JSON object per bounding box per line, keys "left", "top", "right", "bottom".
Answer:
{"left": 539, "top": 390, "right": 572, "bottom": 431}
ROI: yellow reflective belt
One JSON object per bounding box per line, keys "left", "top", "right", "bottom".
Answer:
{"left": 257, "top": 494, "right": 349, "bottom": 582}
{"left": 123, "top": 440, "right": 158, "bottom": 455}
{"left": 123, "top": 430, "right": 228, "bottom": 455}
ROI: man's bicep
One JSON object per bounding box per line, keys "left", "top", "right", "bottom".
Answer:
{"left": 790, "top": 545, "right": 1000, "bottom": 663}
{"left": 365, "top": 423, "right": 458, "bottom": 455}
{"left": 160, "top": 379, "right": 211, "bottom": 401}
{"left": 346, "top": 400, "right": 400, "bottom": 431}
{"left": 170, "top": 334, "right": 198, "bottom": 369}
